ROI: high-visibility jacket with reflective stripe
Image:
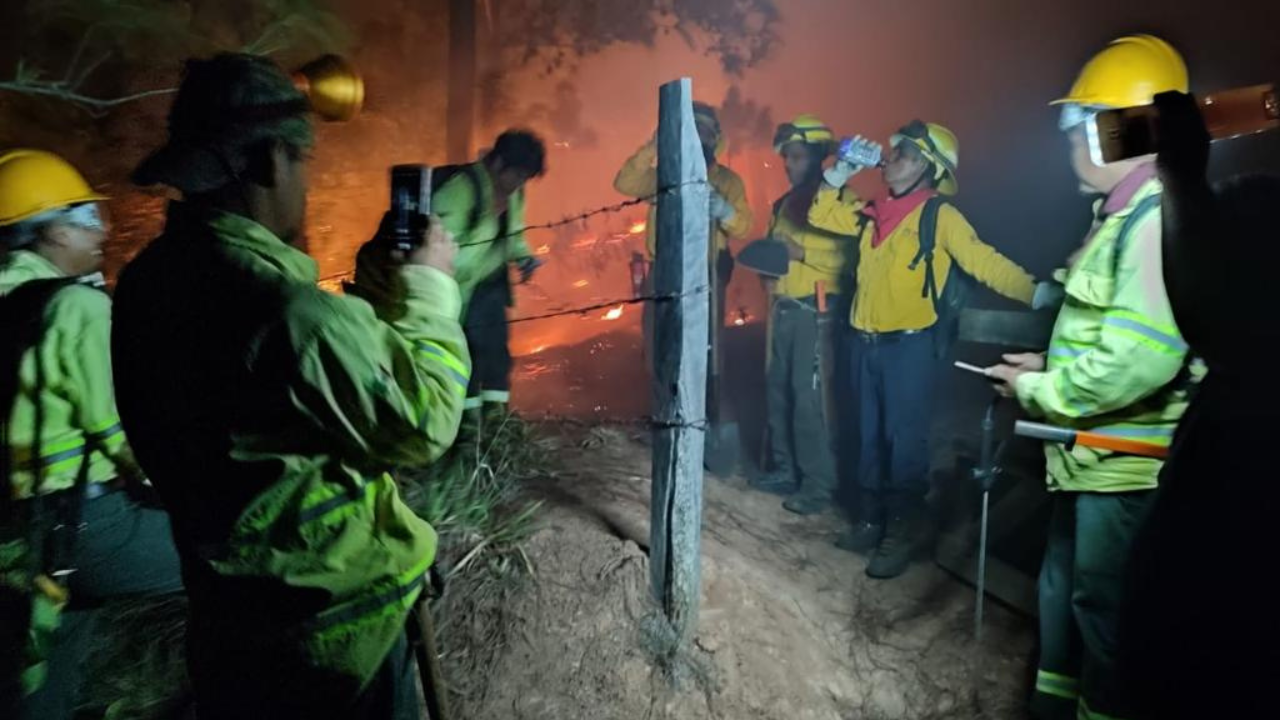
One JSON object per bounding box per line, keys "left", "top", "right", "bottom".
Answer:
{"left": 613, "top": 142, "right": 753, "bottom": 255}
{"left": 111, "top": 204, "right": 471, "bottom": 696}
{"left": 1016, "top": 178, "right": 1197, "bottom": 493}
{"left": 0, "top": 250, "right": 133, "bottom": 498}
{"left": 433, "top": 162, "right": 531, "bottom": 312}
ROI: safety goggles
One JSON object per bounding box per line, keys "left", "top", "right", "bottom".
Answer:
{"left": 1058, "top": 103, "right": 1107, "bottom": 132}
{"left": 895, "top": 120, "right": 955, "bottom": 173}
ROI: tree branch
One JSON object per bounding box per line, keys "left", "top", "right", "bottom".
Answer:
{"left": 0, "top": 80, "right": 177, "bottom": 111}
{"left": 62, "top": 24, "right": 100, "bottom": 87}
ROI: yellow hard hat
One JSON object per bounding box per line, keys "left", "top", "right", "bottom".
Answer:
{"left": 1054, "top": 34, "right": 1189, "bottom": 109}
{"left": 773, "top": 114, "right": 835, "bottom": 154}
{"left": 0, "top": 149, "right": 107, "bottom": 227}
{"left": 891, "top": 120, "right": 959, "bottom": 196}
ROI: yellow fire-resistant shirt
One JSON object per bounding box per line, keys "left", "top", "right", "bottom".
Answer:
{"left": 769, "top": 192, "right": 856, "bottom": 299}
{"left": 613, "top": 142, "right": 753, "bottom": 256}
{"left": 808, "top": 186, "right": 1035, "bottom": 332}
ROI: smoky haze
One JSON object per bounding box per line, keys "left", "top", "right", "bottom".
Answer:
{"left": 456, "top": 0, "right": 1280, "bottom": 414}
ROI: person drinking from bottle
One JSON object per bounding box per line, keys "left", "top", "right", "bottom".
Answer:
{"left": 809, "top": 121, "right": 1045, "bottom": 579}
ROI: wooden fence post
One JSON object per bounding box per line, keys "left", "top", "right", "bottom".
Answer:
{"left": 649, "top": 77, "right": 710, "bottom": 645}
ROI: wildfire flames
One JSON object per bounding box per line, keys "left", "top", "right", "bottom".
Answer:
{"left": 628, "top": 221, "right": 647, "bottom": 235}
{"left": 535, "top": 244, "right": 552, "bottom": 255}
{"left": 602, "top": 305, "right": 625, "bottom": 321}
{"left": 573, "top": 279, "right": 590, "bottom": 288}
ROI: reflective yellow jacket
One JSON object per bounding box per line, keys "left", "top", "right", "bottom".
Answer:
{"left": 808, "top": 186, "right": 1035, "bottom": 332}
{"left": 1015, "top": 174, "right": 1197, "bottom": 493}
{"left": 769, "top": 191, "right": 855, "bottom": 298}
{"left": 433, "top": 162, "right": 531, "bottom": 312}
{"left": 112, "top": 204, "right": 470, "bottom": 701}
{"left": 1, "top": 250, "right": 135, "bottom": 498}
{"left": 613, "top": 141, "right": 753, "bottom": 255}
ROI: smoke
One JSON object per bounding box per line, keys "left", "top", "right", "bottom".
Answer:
{"left": 718, "top": 85, "right": 775, "bottom": 156}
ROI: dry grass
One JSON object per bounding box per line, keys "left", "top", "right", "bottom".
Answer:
{"left": 82, "top": 414, "right": 549, "bottom": 719}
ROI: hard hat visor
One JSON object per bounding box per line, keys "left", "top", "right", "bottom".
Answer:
{"left": 1058, "top": 103, "right": 1106, "bottom": 132}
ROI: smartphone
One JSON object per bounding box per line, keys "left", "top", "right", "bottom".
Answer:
{"left": 388, "top": 164, "right": 432, "bottom": 251}
{"left": 1087, "top": 83, "right": 1279, "bottom": 165}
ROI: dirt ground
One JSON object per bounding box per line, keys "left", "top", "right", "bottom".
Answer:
{"left": 442, "top": 423, "right": 1036, "bottom": 720}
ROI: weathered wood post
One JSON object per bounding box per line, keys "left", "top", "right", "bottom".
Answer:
{"left": 650, "top": 78, "right": 710, "bottom": 645}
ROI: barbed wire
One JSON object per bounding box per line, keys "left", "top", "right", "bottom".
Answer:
{"left": 471, "top": 285, "right": 710, "bottom": 328}
{"left": 315, "top": 179, "right": 709, "bottom": 287}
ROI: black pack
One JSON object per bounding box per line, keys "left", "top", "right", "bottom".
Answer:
{"left": 908, "top": 196, "right": 976, "bottom": 359}
{"left": 1, "top": 278, "right": 80, "bottom": 496}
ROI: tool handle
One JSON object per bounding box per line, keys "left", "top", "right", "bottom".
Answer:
{"left": 815, "top": 280, "right": 828, "bottom": 314}
{"left": 414, "top": 597, "right": 452, "bottom": 720}
{"left": 1014, "top": 421, "right": 1169, "bottom": 459}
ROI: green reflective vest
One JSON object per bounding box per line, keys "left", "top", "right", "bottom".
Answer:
{"left": 1016, "top": 175, "right": 1199, "bottom": 493}
{"left": 0, "top": 250, "right": 130, "bottom": 499}
{"left": 432, "top": 162, "right": 532, "bottom": 311}
{"left": 111, "top": 203, "right": 471, "bottom": 699}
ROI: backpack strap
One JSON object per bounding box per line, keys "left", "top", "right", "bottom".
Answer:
{"left": 1112, "top": 192, "right": 1162, "bottom": 276}
{"left": 907, "top": 196, "right": 947, "bottom": 307}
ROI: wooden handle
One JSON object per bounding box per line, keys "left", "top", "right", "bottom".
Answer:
{"left": 815, "top": 280, "right": 827, "bottom": 314}
{"left": 1073, "top": 431, "right": 1169, "bottom": 459}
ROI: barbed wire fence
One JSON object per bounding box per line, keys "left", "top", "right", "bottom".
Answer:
{"left": 317, "top": 180, "right": 715, "bottom": 327}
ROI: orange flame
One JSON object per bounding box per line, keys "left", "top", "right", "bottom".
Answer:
{"left": 572, "top": 236, "right": 598, "bottom": 249}
{"left": 602, "top": 305, "right": 624, "bottom": 321}
{"left": 535, "top": 244, "right": 552, "bottom": 256}
{"left": 573, "top": 279, "right": 590, "bottom": 288}
{"left": 628, "top": 221, "right": 647, "bottom": 235}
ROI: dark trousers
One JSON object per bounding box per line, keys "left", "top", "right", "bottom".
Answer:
{"left": 12, "top": 489, "right": 184, "bottom": 720}
{"left": 847, "top": 329, "right": 938, "bottom": 516}
{"left": 463, "top": 271, "right": 513, "bottom": 406}
{"left": 1032, "top": 491, "right": 1153, "bottom": 720}
{"left": 190, "top": 620, "right": 419, "bottom": 720}
{"left": 765, "top": 297, "right": 837, "bottom": 498}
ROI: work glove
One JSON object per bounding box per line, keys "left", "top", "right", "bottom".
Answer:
{"left": 709, "top": 190, "right": 735, "bottom": 223}
{"left": 515, "top": 256, "right": 543, "bottom": 284}
{"left": 1032, "top": 280, "right": 1066, "bottom": 311}
{"left": 825, "top": 135, "right": 882, "bottom": 187}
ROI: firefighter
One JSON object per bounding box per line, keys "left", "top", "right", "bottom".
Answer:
{"left": 985, "top": 35, "right": 1199, "bottom": 720}
{"left": 809, "top": 121, "right": 1042, "bottom": 579}
{"left": 1116, "top": 92, "right": 1279, "bottom": 720}
{"left": 434, "top": 129, "right": 546, "bottom": 457}
{"left": 750, "top": 115, "right": 854, "bottom": 515}
{"left": 0, "top": 150, "right": 182, "bottom": 720}
{"left": 112, "top": 54, "right": 469, "bottom": 718}
{"left": 615, "top": 102, "right": 753, "bottom": 387}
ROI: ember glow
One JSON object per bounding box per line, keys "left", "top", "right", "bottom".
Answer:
{"left": 573, "top": 279, "right": 590, "bottom": 288}
{"left": 572, "top": 236, "right": 599, "bottom": 249}
{"left": 628, "top": 221, "right": 647, "bottom": 235}
{"left": 602, "top": 305, "right": 625, "bottom": 321}
{"left": 534, "top": 244, "right": 552, "bottom": 256}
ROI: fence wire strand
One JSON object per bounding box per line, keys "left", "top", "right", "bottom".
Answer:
{"left": 317, "top": 180, "right": 715, "bottom": 327}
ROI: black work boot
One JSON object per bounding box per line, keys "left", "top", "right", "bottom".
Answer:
{"left": 835, "top": 492, "right": 884, "bottom": 553}
{"left": 751, "top": 470, "right": 798, "bottom": 497}
{"left": 866, "top": 499, "right": 922, "bottom": 579}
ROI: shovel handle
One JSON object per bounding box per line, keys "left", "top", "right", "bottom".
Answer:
{"left": 815, "top": 281, "right": 827, "bottom": 314}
